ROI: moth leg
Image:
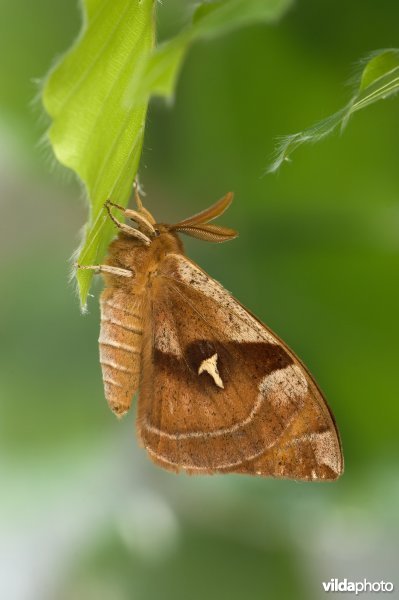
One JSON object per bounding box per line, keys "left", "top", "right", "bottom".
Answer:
{"left": 105, "top": 201, "right": 152, "bottom": 246}
{"left": 76, "top": 263, "right": 134, "bottom": 278}
{"left": 107, "top": 200, "right": 157, "bottom": 238}
{"left": 134, "top": 185, "right": 156, "bottom": 226}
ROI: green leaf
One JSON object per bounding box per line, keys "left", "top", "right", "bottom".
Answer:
{"left": 269, "top": 48, "right": 399, "bottom": 173}
{"left": 43, "top": 0, "right": 155, "bottom": 307}
{"left": 42, "top": 0, "right": 292, "bottom": 307}
{"left": 136, "top": 0, "right": 293, "bottom": 101}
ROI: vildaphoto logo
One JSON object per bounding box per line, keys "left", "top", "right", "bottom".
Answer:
{"left": 322, "top": 579, "right": 394, "bottom": 594}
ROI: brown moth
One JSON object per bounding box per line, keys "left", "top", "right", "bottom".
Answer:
{"left": 78, "top": 190, "right": 343, "bottom": 481}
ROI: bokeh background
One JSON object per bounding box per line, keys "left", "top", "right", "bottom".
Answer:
{"left": 1, "top": 0, "right": 399, "bottom": 598}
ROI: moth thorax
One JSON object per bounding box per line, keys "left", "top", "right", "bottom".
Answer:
{"left": 153, "top": 229, "right": 183, "bottom": 256}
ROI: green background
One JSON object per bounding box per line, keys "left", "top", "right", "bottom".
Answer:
{"left": 1, "top": 1, "right": 398, "bottom": 598}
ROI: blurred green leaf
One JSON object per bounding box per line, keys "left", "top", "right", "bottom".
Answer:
{"left": 269, "top": 48, "right": 399, "bottom": 172}
{"left": 137, "top": 0, "right": 293, "bottom": 100}
{"left": 42, "top": 0, "right": 292, "bottom": 307}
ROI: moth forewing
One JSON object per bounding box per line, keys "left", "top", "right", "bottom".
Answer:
{"left": 93, "top": 192, "right": 343, "bottom": 481}
{"left": 136, "top": 252, "right": 343, "bottom": 481}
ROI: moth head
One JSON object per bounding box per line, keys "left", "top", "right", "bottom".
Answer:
{"left": 159, "top": 192, "right": 238, "bottom": 244}
{"left": 118, "top": 190, "right": 238, "bottom": 247}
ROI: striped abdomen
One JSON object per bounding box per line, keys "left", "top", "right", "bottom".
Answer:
{"left": 99, "top": 288, "right": 143, "bottom": 416}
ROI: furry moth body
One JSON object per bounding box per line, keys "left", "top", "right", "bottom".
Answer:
{"left": 79, "top": 191, "right": 343, "bottom": 481}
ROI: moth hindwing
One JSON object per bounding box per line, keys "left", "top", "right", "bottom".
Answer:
{"left": 80, "top": 191, "right": 343, "bottom": 481}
